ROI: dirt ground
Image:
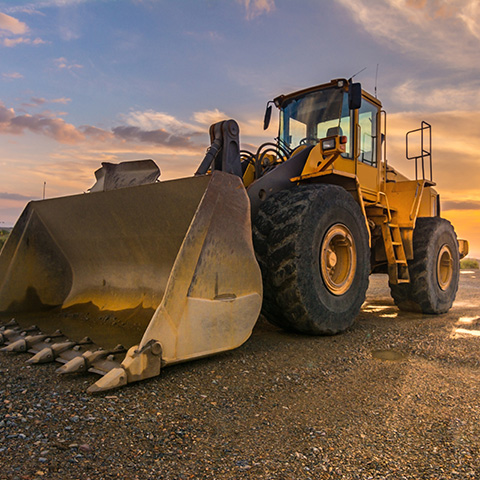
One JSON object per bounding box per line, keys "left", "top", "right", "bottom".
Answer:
{"left": 1, "top": 272, "right": 479, "bottom": 480}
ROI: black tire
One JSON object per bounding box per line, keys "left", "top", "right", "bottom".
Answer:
{"left": 389, "top": 217, "right": 460, "bottom": 314}
{"left": 253, "top": 184, "right": 370, "bottom": 335}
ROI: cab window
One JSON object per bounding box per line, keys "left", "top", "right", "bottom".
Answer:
{"left": 289, "top": 117, "right": 307, "bottom": 147}
{"left": 316, "top": 92, "right": 352, "bottom": 158}
{"left": 358, "top": 99, "right": 378, "bottom": 166}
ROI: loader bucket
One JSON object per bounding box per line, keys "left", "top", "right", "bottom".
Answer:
{"left": 0, "top": 171, "right": 262, "bottom": 392}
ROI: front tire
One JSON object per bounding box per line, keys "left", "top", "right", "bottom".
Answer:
{"left": 253, "top": 184, "right": 370, "bottom": 335}
{"left": 389, "top": 217, "right": 460, "bottom": 313}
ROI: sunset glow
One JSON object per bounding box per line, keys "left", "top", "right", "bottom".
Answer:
{"left": 0, "top": 0, "right": 479, "bottom": 257}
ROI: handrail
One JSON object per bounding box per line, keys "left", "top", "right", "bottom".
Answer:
{"left": 406, "top": 121, "right": 432, "bottom": 181}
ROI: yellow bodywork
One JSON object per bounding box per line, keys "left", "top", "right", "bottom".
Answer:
{"left": 384, "top": 180, "right": 437, "bottom": 227}
{"left": 283, "top": 130, "right": 465, "bottom": 283}
{"left": 290, "top": 139, "right": 345, "bottom": 181}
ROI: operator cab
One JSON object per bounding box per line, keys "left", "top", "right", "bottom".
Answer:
{"left": 270, "top": 79, "right": 379, "bottom": 166}
{"left": 265, "top": 78, "right": 382, "bottom": 199}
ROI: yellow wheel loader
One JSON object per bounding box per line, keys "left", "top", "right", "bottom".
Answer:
{"left": 0, "top": 78, "right": 468, "bottom": 393}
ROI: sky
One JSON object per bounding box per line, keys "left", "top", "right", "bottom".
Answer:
{"left": 0, "top": 0, "right": 479, "bottom": 257}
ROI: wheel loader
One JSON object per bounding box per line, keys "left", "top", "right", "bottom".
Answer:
{"left": 0, "top": 78, "right": 468, "bottom": 393}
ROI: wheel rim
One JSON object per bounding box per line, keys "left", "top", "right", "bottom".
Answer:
{"left": 437, "top": 244, "right": 453, "bottom": 291}
{"left": 320, "top": 224, "right": 356, "bottom": 295}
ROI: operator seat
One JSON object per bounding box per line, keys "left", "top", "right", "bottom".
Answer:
{"left": 326, "top": 126, "right": 343, "bottom": 137}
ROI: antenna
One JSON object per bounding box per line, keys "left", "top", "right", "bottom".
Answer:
{"left": 349, "top": 67, "right": 366, "bottom": 83}
{"left": 43, "top": 181, "right": 46, "bottom": 200}
{"left": 375, "top": 64, "right": 379, "bottom": 98}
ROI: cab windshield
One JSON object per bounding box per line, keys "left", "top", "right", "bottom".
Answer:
{"left": 279, "top": 87, "right": 350, "bottom": 156}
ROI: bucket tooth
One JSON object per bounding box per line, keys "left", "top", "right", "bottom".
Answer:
{"left": 0, "top": 328, "right": 20, "bottom": 345}
{"left": 57, "top": 346, "right": 125, "bottom": 375}
{"left": 22, "top": 325, "right": 40, "bottom": 333}
{"left": 26, "top": 347, "right": 54, "bottom": 364}
{"left": 57, "top": 354, "right": 89, "bottom": 374}
{"left": 1, "top": 338, "right": 29, "bottom": 352}
{"left": 27, "top": 337, "right": 92, "bottom": 364}
{"left": 30, "top": 331, "right": 65, "bottom": 351}
{"left": 0, "top": 319, "right": 18, "bottom": 330}
{"left": 1, "top": 330, "right": 65, "bottom": 353}
{"left": 87, "top": 367, "right": 128, "bottom": 394}
{"left": 27, "top": 340, "right": 77, "bottom": 364}
{"left": 88, "top": 341, "right": 162, "bottom": 394}
{"left": 88, "top": 345, "right": 127, "bottom": 363}
{"left": 86, "top": 345, "right": 127, "bottom": 376}
{"left": 1, "top": 333, "right": 49, "bottom": 353}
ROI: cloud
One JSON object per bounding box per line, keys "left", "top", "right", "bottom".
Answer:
{"left": 49, "top": 97, "right": 72, "bottom": 105}
{"left": 0, "top": 100, "right": 214, "bottom": 154}
{"left": 0, "top": 192, "right": 34, "bottom": 201}
{"left": 2, "top": 36, "right": 50, "bottom": 46}
{"left": 335, "top": 0, "right": 480, "bottom": 70}
{"left": 112, "top": 126, "right": 195, "bottom": 148}
{"left": 0, "top": 101, "right": 268, "bottom": 159}
{"left": 0, "top": 12, "right": 46, "bottom": 47}
{"left": 26, "top": 97, "right": 71, "bottom": 107}
{"left": 0, "top": 12, "right": 28, "bottom": 35}
{"left": 121, "top": 109, "right": 200, "bottom": 134}
{"left": 442, "top": 200, "right": 480, "bottom": 211}
{"left": 79, "top": 125, "right": 114, "bottom": 142}
{"left": 192, "top": 109, "right": 227, "bottom": 126}
{"left": 10, "top": 114, "right": 84, "bottom": 143}
{"left": 384, "top": 110, "right": 480, "bottom": 202}
{"left": 6, "top": 0, "right": 91, "bottom": 12}
{"left": 3, "top": 37, "right": 28, "bottom": 47}
{"left": 458, "top": 1, "right": 480, "bottom": 40}
{"left": 0, "top": 104, "right": 15, "bottom": 123}
{"left": 54, "top": 57, "right": 83, "bottom": 70}
{"left": 237, "top": 0, "right": 276, "bottom": 20}
{"left": 0, "top": 103, "right": 84, "bottom": 143}
{"left": 31, "top": 97, "right": 48, "bottom": 106}
{"left": 2, "top": 72, "right": 23, "bottom": 80}
{"left": 393, "top": 80, "right": 480, "bottom": 112}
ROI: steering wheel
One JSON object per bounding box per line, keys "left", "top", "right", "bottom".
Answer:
{"left": 299, "top": 137, "right": 318, "bottom": 146}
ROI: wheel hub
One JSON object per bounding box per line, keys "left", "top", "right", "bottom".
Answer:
{"left": 320, "top": 224, "right": 356, "bottom": 296}
{"left": 437, "top": 244, "right": 453, "bottom": 291}
{"left": 326, "top": 250, "right": 338, "bottom": 268}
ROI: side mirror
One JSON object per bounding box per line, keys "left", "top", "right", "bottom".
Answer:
{"left": 348, "top": 83, "right": 362, "bottom": 110}
{"left": 263, "top": 103, "right": 272, "bottom": 130}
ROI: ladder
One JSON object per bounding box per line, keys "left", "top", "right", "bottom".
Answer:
{"left": 381, "top": 213, "right": 410, "bottom": 284}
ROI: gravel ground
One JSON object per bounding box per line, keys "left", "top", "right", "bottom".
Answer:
{"left": 1, "top": 272, "right": 479, "bottom": 480}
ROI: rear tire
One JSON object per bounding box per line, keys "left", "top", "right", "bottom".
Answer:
{"left": 253, "top": 184, "right": 370, "bottom": 335}
{"left": 389, "top": 217, "right": 460, "bottom": 313}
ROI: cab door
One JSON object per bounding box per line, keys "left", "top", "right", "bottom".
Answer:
{"left": 354, "top": 97, "right": 381, "bottom": 202}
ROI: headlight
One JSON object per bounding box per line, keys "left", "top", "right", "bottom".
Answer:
{"left": 322, "top": 138, "right": 335, "bottom": 150}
